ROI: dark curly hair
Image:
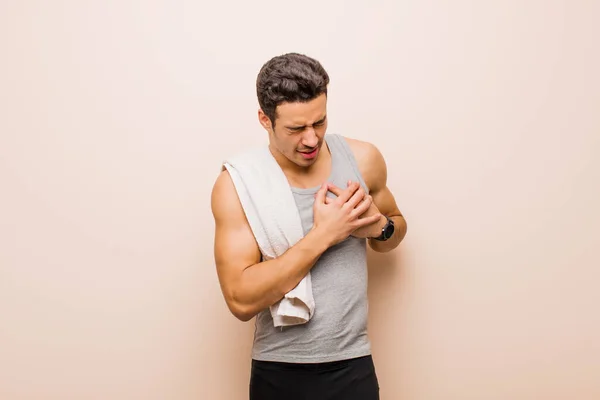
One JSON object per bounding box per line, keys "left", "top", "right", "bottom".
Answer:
{"left": 256, "top": 53, "right": 330, "bottom": 127}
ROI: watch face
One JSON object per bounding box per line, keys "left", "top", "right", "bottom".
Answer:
{"left": 384, "top": 222, "right": 394, "bottom": 239}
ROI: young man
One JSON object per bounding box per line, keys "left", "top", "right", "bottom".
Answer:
{"left": 211, "top": 53, "right": 407, "bottom": 400}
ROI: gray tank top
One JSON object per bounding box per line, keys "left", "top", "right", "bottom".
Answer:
{"left": 251, "top": 134, "right": 372, "bottom": 363}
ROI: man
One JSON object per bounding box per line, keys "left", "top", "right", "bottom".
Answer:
{"left": 211, "top": 53, "right": 407, "bottom": 400}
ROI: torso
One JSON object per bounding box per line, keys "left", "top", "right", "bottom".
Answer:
{"left": 251, "top": 133, "right": 373, "bottom": 363}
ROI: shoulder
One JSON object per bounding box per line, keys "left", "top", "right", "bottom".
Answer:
{"left": 212, "top": 168, "right": 234, "bottom": 197}
{"left": 211, "top": 145, "right": 266, "bottom": 216}
{"left": 211, "top": 168, "right": 245, "bottom": 222}
{"left": 341, "top": 136, "right": 387, "bottom": 191}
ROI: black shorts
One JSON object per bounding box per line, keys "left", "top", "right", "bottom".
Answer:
{"left": 249, "top": 355, "right": 380, "bottom": 400}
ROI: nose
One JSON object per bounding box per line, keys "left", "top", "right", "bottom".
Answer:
{"left": 301, "top": 128, "right": 319, "bottom": 148}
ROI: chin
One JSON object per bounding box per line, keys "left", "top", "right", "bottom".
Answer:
{"left": 296, "top": 152, "right": 320, "bottom": 166}
{"left": 298, "top": 160, "right": 317, "bottom": 168}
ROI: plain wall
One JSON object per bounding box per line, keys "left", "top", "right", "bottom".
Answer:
{"left": 1, "top": 1, "right": 599, "bottom": 399}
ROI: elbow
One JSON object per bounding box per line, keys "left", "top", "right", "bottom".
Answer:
{"left": 392, "top": 214, "right": 408, "bottom": 244}
{"left": 231, "top": 306, "right": 254, "bottom": 322}
{"left": 225, "top": 293, "right": 256, "bottom": 322}
{"left": 398, "top": 216, "right": 408, "bottom": 241}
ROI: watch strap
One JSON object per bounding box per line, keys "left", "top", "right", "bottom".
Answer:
{"left": 372, "top": 216, "right": 393, "bottom": 241}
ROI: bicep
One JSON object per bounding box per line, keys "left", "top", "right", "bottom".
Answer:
{"left": 211, "top": 171, "right": 261, "bottom": 296}
{"left": 371, "top": 184, "right": 403, "bottom": 218}
{"left": 351, "top": 139, "right": 403, "bottom": 218}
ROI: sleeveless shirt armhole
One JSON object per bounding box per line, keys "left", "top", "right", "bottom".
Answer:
{"left": 328, "top": 134, "right": 370, "bottom": 195}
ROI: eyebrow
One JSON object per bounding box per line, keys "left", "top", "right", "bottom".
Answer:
{"left": 285, "top": 115, "right": 327, "bottom": 130}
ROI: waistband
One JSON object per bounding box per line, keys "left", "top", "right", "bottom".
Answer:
{"left": 251, "top": 355, "right": 373, "bottom": 372}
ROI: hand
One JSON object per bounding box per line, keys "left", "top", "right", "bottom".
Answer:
{"left": 312, "top": 181, "right": 382, "bottom": 247}
{"left": 326, "top": 181, "right": 385, "bottom": 239}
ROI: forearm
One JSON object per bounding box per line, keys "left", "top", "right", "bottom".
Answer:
{"left": 368, "top": 215, "right": 407, "bottom": 253}
{"left": 230, "top": 228, "right": 331, "bottom": 320}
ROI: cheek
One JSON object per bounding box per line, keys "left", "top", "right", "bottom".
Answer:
{"left": 274, "top": 132, "right": 300, "bottom": 154}
{"left": 279, "top": 135, "right": 301, "bottom": 152}
{"left": 316, "top": 124, "right": 328, "bottom": 138}
{"left": 290, "top": 139, "right": 303, "bottom": 153}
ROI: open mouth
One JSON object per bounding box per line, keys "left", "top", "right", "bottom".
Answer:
{"left": 298, "top": 148, "right": 319, "bottom": 159}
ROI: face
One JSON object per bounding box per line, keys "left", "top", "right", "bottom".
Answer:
{"left": 259, "top": 93, "right": 328, "bottom": 170}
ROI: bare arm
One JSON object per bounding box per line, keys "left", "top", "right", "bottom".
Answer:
{"left": 346, "top": 137, "right": 408, "bottom": 252}
{"left": 211, "top": 167, "right": 383, "bottom": 321}
{"left": 211, "top": 170, "right": 330, "bottom": 321}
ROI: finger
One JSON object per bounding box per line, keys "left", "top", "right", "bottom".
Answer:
{"left": 327, "top": 183, "right": 343, "bottom": 197}
{"left": 356, "top": 213, "right": 382, "bottom": 227}
{"left": 314, "top": 183, "right": 328, "bottom": 204}
{"left": 334, "top": 181, "right": 360, "bottom": 204}
{"left": 324, "top": 196, "right": 334, "bottom": 205}
{"left": 350, "top": 195, "right": 372, "bottom": 218}
{"left": 327, "top": 181, "right": 359, "bottom": 197}
{"left": 344, "top": 187, "right": 366, "bottom": 210}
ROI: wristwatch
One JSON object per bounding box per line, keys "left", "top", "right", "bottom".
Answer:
{"left": 372, "top": 216, "right": 395, "bottom": 241}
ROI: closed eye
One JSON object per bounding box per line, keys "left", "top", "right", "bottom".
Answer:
{"left": 314, "top": 116, "right": 327, "bottom": 126}
{"left": 286, "top": 116, "right": 326, "bottom": 133}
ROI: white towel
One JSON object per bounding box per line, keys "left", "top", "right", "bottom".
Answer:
{"left": 222, "top": 145, "right": 315, "bottom": 327}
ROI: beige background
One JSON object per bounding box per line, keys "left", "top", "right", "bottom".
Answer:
{"left": 1, "top": 1, "right": 599, "bottom": 399}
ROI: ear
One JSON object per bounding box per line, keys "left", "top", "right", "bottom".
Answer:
{"left": 258, "top": 109, "right": 273, "bottom": 131}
